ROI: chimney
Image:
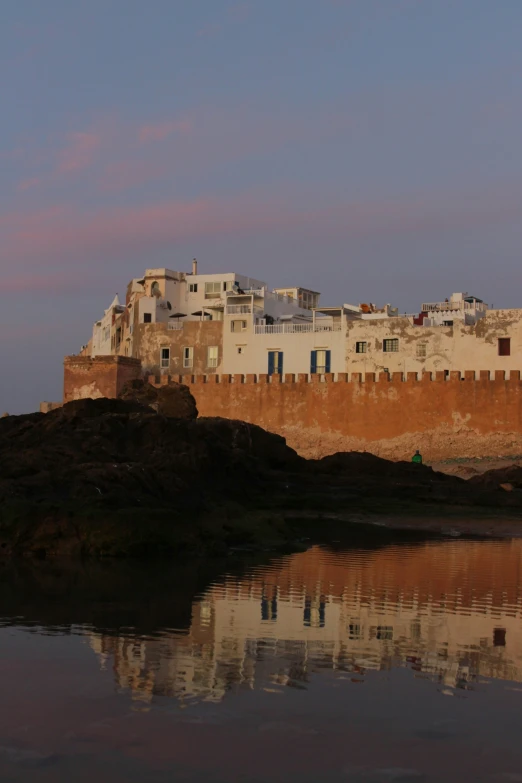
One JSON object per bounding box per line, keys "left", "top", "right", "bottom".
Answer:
{"left": 192, "top": 258, "right": 198, "bottom": 276}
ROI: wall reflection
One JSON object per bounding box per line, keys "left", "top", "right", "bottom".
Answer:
{"left": 89, "top": 540, "right": 522, "bottom": 704}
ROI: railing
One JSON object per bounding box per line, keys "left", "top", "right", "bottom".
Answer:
{"left": 167, "top": 322, "right": 184, "bottom": 331}
{"left": 421, "top": 301, "right": 487, "bottom": 313}
{"left": 226, "top": 305, "right": 263, "bottom": 315}
{"left": 254, "top": 323, "right": 342, "bottom": 335}
{"left": 226, "top": 288, "right": 264, "bottom": 297}
{"left": 315, "top": 324, "right": 342, "bottom": 332}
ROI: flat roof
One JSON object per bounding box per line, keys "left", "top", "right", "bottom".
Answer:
{"left": 274, "top": 286, "right": 321, "bottom": 295}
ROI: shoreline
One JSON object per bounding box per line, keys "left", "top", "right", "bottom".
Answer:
{"left": 2, "top": 396, "right": 522, "bottom": 558}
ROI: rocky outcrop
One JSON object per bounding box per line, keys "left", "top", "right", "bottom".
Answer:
{"left": 469, "top": 466, "right": 522, "bottom": 491}
{"left": 118, "top": 378, "right": 198, "bottom": 419}
{"left": 1, "top": 396, "right": 521, "bottom": 557}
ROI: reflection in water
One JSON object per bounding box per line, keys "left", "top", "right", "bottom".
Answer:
{"left": 88, "top": 540, "right": 522, "bottom": 706}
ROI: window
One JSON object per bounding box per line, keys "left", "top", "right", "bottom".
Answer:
{"left": 383, "top": 338, "right": 399, "bottom": 353}
{"left": 356, "top": 341, "right": 367, "bottom": 354}
{"left": 498, "top": 338, "right": 511, "bottom": 356}
{"left": 268, "top": 351, "right": 283, "bottom": 375}
{"left": 143, "top": 313, "right": 152, "bottom": 323}
{"left": 303, "top": 598, "right": 325, "bottom": 628}
{"left": 160, "top": 348, "right": 170, "bottom": 369}
{"left": 231, "top": 320, "right": 247, "bottom": 333}
{"left": 416, "top": 343, "right": 427, "bottom": 358}
{"left": 376, "top": 626, "right": 393, "bottom": 641}
{"left": 103, "top": 326, "right": 110, "bottom": 342}
{"left": 189, "top": 283, "right": 198, "bottom": 293}
{"left": 183, "top": 347, "right": 193, "bottom": 368}
{"left": 151, "top": 281, "right": 160, "bottom": 296}
{"left": 261, "top": 594, "right": 277, "bottom": 621}
{"left": 493, "top": 628, "right": 506, "bottom": 647}
{"left": 410, "top": 620, "right": 421, "bottom": 641}
{"left": 443, "top": 320, "right": 454, "bottom": 327}
{"left": 204, "top": 281, "right": 221, "bottom": 298}
{"left": 223, "top": 281, "right": 235, "bottom": 292}
{"left": 237, "top": 347, "right": 243, "bottom": 354}
{"left": 349, "top": 623, "right": 361, "bottom": 640}
{"left": 207, "top": 346, "right": 218, "bottom": 368}
{"left": 311, "top": 349, "right": 331, "bottom": 374}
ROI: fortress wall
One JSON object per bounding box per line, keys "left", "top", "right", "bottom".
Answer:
{"left": 62, "top": 355, "right": 522, "bottom": 460}
{"left": 154, "top": 370, "right": 522, "bottom": 460}
{"left": 63, "top": 356, "right": 141, "bottom": 403}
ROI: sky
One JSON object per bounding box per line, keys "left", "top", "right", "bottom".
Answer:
{"left": 1, "top": 0, "right": 522, "bottom": 413}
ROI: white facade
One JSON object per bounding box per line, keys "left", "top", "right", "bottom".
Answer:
{"left": 420, "top": 292, "right": 487, "bottom": 327}
{"left": 130, "top": 264, "right": 315, "bottom": 326}
{"left": 223, "top": 320, "right": 345, "bottom": 377}
{"left": 91, "top": 295, "right": 125, "bottom": 357}
{"left": 90, "top": 261, "right": 321, "bottom": 361}
{"left": 86, "top": 263, "right": 518, "bottom": 380}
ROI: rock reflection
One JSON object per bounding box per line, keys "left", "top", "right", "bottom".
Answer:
{"left": 89, "top": 539, "right": 522, "bottom": 704}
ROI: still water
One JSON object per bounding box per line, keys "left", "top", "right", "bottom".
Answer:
{"left": 1, "top": 536, "right": 522, "bottom": 782}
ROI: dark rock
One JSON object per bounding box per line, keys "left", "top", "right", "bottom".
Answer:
{"left": 470, "top": 466, "right": 522, "bottom": 490}
{"left": 119, "top": 379, "right": 198, "bottom": 419}
{"left": 1, "top": 398, "right": 521, "bottom": 557}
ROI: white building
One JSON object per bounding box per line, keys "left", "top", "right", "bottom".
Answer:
{"left": 83, "top": 261, "right": 522, "bottom": 379}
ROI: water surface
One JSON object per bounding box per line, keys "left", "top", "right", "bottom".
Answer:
{"left": 1, "top": 536, "right": 522, "bottom": 782}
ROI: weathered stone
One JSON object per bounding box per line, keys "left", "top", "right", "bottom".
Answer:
{"left": 119, "top": 378, "right": 198, "bottom": 419}
{"left": 470, "top": 466, "right": 522, "bottom": 491}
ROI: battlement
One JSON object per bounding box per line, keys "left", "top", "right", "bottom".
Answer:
{"left": 61, "top": 354, "right": 522, "bottom": 461}
{"left": 63, "top": 355, "right": 141, "bottom": 403}
{"left": 147, "top": 370, "right": 522, "bottom": 386}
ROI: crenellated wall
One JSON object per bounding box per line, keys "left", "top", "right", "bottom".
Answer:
{"left": 148, "top": 370, "right": 522, "bottom": 460}
{"left": 63, "top": 356, "right": 141, "bottom": 403}
{"left": 61, "top": 354, "right": 522, "bottom": 460}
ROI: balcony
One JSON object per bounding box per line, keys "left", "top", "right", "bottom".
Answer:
{"left": 254, "top": 323, "right": 342, "bottom": 335}
{"left": 421, "top": 300, "right": 487, "bottom": 313}
{"left": 226, "top": 304, "right": 264, "bottom": 315}
{"left": 167, "top": 322, "right": 184, "bottom": 331}
{"left": 226, "top": 288, "right": 264, "bottom": 297}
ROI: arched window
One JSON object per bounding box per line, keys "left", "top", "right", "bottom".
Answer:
{"left": 151, "top": 281, "right": 160, "bottom": 296}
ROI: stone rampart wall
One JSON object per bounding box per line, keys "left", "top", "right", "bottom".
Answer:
{"left": 61, "top": 355, "right": 522, "bottom": 460}
{"left": 149, "top": 370, "right": 522, "bottom": 460}
{"left": 63, "top": 356, "right": 141, "bottom": 403}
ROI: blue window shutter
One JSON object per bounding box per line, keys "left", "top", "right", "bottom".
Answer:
{"left": 279, "top": 352, "right": 283, "bottom": 376}
{"left": 325, "top": 351, "right": 331, "bottom": 373}
{"left": 268, "top": 352, "right": 275, "bottom": 375}
{"left": 310, "top": 350, "right": 317, "bottom": 374}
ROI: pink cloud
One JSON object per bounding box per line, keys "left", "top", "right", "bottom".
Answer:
{"left": 17, "top": 177, "right": 41, "bottom": 192}
{"left": 0, "top": 272, "right": 90, "bottom": 295}
{"left": 98, "top": 160, "right": 165, "bottom": 191}
{"left": 5, "top": 104, "right": 349, "bottom": 196}
{"left": 138, "top": 120, "right": 192, "bottom": 143}
{"left": 0, "top": 196, "right": 308, "bottom": 275}
{"left": 0, "top": 323, "right": 59, "bottom": 341}
{"left": 57, "top": 132, "right": 102, "bottom": 173}
{"left": 1, "top": 186, "right": 521, "bottom": 284}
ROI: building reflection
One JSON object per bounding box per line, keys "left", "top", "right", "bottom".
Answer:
{"left": 89, "top": 540, "right": 522, "bottom": 704}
